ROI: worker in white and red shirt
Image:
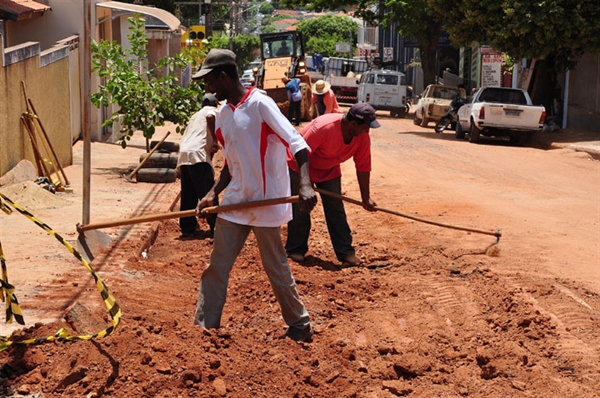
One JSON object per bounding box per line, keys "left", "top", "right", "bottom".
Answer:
{"left": 191, "top": 49, "right": 317, "bottom": 343}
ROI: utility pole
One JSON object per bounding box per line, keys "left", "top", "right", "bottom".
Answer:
{"left": 229, "top": 1, "right": 236, "bottom": 51}
{"left": 205, "top": 0, "right": 212, "bottom": 37}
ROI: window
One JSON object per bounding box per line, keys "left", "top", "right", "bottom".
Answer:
{"left": 438, "top": 89, "right": 460, "bottom": 100}
{"left": 376, "top": 74, "right": 398, "bottom": 85}
{"left": 479, "top": 88, "right": 527, "bottom": 104}
{"left": 362, "top": 74, "right": 375, "bottom": 84}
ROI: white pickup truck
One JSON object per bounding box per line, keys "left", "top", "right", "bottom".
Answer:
{"left": 456, "top": 87, "right": 546, "bottom": 145}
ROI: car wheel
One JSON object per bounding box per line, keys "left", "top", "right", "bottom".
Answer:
{"left": 455, "top": 117, "right": 465, "bottom": 139}
{"left": 469, "top": 120, "right": 480, "bottom": 143}
{"left": 413, "top": 111, "right": 421, "bottom": 125}
{"left": 421, "top": 115, "right": 429, "bottom": 127}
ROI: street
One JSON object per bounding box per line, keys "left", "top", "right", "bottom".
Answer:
{"left": 0, "top": 110, "right": 598, "bottom": 397}
{"left": 364, "top": 110, "right": 599, "bottom": 293}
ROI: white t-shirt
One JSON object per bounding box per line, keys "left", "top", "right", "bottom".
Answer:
{"left": 215, "top": 88, "right": 309, "bottom": 227}
{"left": 177, "top": 106, "right": 217, "bottom": 166}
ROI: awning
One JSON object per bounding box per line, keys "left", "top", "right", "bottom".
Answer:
{"left": 0, "top": 0, "right": 51, "bottom": 21}
{"left": 96, "top": 1, "right": 181, "bottom": 32}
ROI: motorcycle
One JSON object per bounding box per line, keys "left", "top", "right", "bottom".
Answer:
{"left": 404, "top": 86, "right": 414, "bottom": 118}
{"left": 434, "top": 97, "right": 466, "bottom": 133}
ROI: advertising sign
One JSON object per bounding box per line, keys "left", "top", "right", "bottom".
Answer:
{"left": 335, "top": 42, "right": 352, "bottom": 53}
{"left": 481, "top": 53, "right": 503, "bottom": 87}
{"left": 383, "top": 47, "right": 393, "bottom": 62}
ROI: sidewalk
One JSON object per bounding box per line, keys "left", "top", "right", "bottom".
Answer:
{"left": 0, "top": 125, "right": 180, "bottom": 335}
{"left": 539, "top": 127, "right": 600, "bottom": 159}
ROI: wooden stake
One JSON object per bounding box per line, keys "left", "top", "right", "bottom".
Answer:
{"left": 21, "top": 116, "right": 52, "bottom": 181}
{"left": 27, "top": 99, "right": 70, "bottom": 186}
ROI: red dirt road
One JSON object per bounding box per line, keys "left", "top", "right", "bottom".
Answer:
{"left": 0, "top": 114, "right": 598, "bottom": 397}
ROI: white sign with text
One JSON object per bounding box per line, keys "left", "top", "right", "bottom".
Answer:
{"left": 481, "top": 54, "right": 503, "bottom": 87}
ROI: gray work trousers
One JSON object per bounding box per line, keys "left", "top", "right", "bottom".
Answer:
{"left": 194, "top": 218, "right": 311, "bottom": 330}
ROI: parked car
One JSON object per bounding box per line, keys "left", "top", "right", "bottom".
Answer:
{"left": 240, "top": 69, "right": 255, "bottom": 88}
{"left": 413, "top": 84, "right": 466, "bottom": 128}
{"left": 240, "top": 69, "right": 253, "bottom": 80}
{"left": 357, "top": 69, "right": 408, "bottom": 118}
{"left": 456, "top": 86, "right": 546, "bottom": 145}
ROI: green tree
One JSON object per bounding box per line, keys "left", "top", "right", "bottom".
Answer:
{"left": 304, "top": 36, "right": 341, "bottom": 57}
{"left": 284, "top": 0, "right": 443, "bottom": 85}
{"left": 259, "top": 2, "right": 275, "bottom": 15}
{"left": 381, "top": 0, "right": 442, "bottom": 86}
{"left": 208, "top": 33, "right": 260, "bottom": 71}
{"left": 441, "top": 0, "right": 600, "bottom": 71}
{"left": 91, "top": 16, "right": 204, "bottom": 147}
{"left": 262, "top": 24, "right": 279, "bottom": 34}
{"left": 296, "top": 14, "right": 359, "bottom": 57}
{"left": 284, "top": 0, "right": 600, "bottom": 86}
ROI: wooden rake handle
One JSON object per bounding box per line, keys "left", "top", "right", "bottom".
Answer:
{"left": 314, "top": 188, "right": 501, "bottom": 240}
{"left": 77, "top": 195, "right": 299, "bottom": 232}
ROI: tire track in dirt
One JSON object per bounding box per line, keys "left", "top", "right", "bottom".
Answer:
{"left": 505, "top": 276, "right": 600, "bottom": 384}
{"left": 391, "top": 244, "right": 600, "bottom": 396}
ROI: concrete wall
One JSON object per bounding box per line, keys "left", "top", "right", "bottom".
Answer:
{"left": 1, "top": 0, "right": 183, "bottom": 177}
{"left": 4, "top": 0, "right": 88, "bottom": 142}
{"left": 0, "top": 41, "right": 73, "bottom": 178}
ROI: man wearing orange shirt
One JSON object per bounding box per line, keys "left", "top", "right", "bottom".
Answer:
{"left": 285, "top": 103, "right": 380, "bottom": 267}
{"left": 311, "top": 80, "right": 341, "bottom": 116}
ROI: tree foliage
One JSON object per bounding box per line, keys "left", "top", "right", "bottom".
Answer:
{"left": 441, "top": 0, "right": 600, "bottom": 70}
{"left": 208, "top": 34, "right": 261, "bottom": 71}
{"left": 284, "top": 0, "right": 600, "bottom": 84}
{"left": 296, "top": 15, "right": 359, "bottom": 57}
{"left": 380, "top": 0, "right": 443, "bottom": 86}
{"left": 285, "top": 0, "right": 443, "bottom": 85}
{"left": 91, "top": 16, "right": 204, "bottom": 147}
{"left": 296, "top": 14, "right": 358, "bottom": 43}
{"left": 259, "top": 2, "right": 275, "bottom": 15}
{"left": 261, "top": 25, "right": 279, "bottom": 34}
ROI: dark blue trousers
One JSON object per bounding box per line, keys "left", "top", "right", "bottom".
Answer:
{"left": 288, "top": 100, "right": 302, "bottom": 126}
{"left": 285, "top": 169, "right": 354, "bottom": 261}
{"left": 179, "top": 162, "right": 217, "bottom": 234}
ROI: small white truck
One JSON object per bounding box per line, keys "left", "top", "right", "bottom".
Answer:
{"left": 456, "top": 86, "right": 546, "bottom": 145}
{"left": 357, "top": 69, "right": 408, "bottom": 118}
{"left": 324, "top": 57, "right": 369, "bottom": 104}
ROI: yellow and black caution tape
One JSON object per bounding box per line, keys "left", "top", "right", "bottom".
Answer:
{"left": 1, "top": 241, "right": 24, "bottom": 325}
{"left": 0, "top": 192, "right": 121, "bottom": 351}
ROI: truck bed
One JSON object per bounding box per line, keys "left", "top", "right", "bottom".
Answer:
{"left": 329, "top": 76, "right": 359, "bottom": 103}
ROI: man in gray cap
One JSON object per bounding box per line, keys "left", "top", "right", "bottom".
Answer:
{"left": 285, "top": 102, "right": 380, "bottom": 267}
{"left": 191, "top": 49, "right": 318, "bottom": 342}
{"left": 176, "top": 93, "right": 220, "bottom": 238}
